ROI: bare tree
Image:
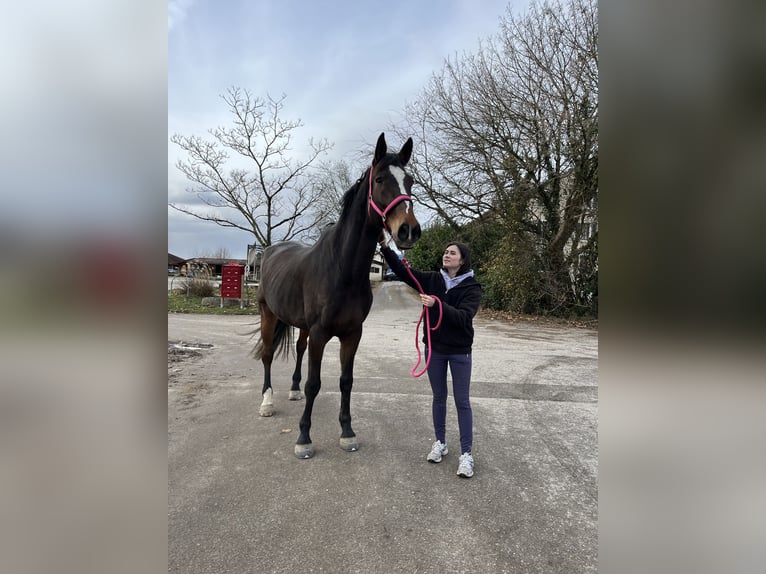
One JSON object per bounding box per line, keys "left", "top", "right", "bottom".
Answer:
{"left": 305, "top": 158, "right": 357, "bottom": 240}
{"left": 491, "top": 0, "right": 598, "bottom": 312}
{"left": 394, "top": 0, "right": 598, "bottom": 314}
{"left": 194, "top": 247, "right": 231, "bottom": 259}
{"left": 170, "top": 88, "right": 333, "bottom": 247}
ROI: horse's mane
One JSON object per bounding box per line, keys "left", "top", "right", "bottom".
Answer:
{"left": 339, "top": 168, "right": 370, "bottom": 223}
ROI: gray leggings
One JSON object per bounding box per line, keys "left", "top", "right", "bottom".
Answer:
{"left": 427, "top": 350, "right": 473, "bottom": 454}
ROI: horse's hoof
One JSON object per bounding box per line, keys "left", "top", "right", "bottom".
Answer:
{"left": 339, "top": 436, "right": 359, "bottom": 452}
{"left": 259, "top": 388, "right": 274, "bottom": 416}
{"left": 287, "top": 390, "right": 304, "bottom": 401}
{"left": 294, "top": 443, "right": 314, "bottom": 459}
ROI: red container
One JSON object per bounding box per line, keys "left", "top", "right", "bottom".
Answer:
{"left": 221, "top": 263, "right": 245, "bottom": 298}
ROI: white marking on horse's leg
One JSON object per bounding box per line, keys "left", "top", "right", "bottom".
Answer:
{"left": 259, "top": 387, "right": 274, "bottom": 417}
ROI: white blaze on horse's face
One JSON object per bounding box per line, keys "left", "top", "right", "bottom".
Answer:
{"left": 388, "top": 165, "right": 411, "bottom": 214}
{"left": 382, "top": 164, "right": 421, "bottom": 248}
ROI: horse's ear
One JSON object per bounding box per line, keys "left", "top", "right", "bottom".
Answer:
{"left": 373, "top": 133, "right": 387, "bottom": 166}
{"left": 399, "top": 137, "right": 413, "bottom": 165}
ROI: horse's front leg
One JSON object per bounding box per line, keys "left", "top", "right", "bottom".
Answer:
{"left": 288, "top": 329, "right": 308, "bottom": 401}
{"left": 295, "top": 331, "right": 329, "bottom": 459}
{"left": 337, "top": 328, "right": 362, "bottom": 452}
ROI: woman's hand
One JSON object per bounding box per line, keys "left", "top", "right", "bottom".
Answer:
{"left": 420, "top": 294, "right": 435, "bottom": 308}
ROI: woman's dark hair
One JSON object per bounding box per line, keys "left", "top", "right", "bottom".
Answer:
{"left": 443, "top": 242, "right": 472, "bottom": 275}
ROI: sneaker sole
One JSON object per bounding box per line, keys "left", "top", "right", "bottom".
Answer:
{"left": 427, "top": 446, "right": 448, "bottom": 463}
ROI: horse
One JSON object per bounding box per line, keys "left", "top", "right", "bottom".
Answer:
{"left": 253, "top": 133, "right": 421, "bottom": 459}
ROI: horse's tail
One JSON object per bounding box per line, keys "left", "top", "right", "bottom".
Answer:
{"left": 253, "top": 319, "right": 294, "bottom": 361}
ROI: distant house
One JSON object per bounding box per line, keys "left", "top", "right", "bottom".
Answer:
{"left": 370, "top": 254, "right": 384, "bottom": 282}
{"left": 168, "top": 253, "right": 186, "bottom": 275}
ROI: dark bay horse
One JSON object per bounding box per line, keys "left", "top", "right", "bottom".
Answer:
{"left": 254, "top": 133, "right": 421, "bottom": 458}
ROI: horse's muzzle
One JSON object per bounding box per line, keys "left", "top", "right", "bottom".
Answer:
{"left": 395, "top": 222, "right": 421, "bottom": 249}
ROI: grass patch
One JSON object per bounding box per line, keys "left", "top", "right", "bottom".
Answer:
{"left": 168, "top": 285, "right": 260, "bottom": 315}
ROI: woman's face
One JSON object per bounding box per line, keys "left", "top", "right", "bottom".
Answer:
{"left": 442, "top": 245, "right": 464, "bottom": 275}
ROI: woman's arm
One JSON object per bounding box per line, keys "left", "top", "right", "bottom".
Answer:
{"left": 380, "top": 246, "right": 430, "bottom": 293}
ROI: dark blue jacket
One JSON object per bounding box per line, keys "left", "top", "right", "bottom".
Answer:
{"left": 381, "top": 247, "right": 482, "bottom": 354}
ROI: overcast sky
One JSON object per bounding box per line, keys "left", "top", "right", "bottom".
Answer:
{"left": 168, "top": 0, "right": 529, "bottom": 260}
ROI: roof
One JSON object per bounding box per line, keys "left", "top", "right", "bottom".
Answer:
{"left": 168, "top": 253, "right": 187, "bottom": 265}
{"left": 186, "top": 257, "right": 247, "bottom": 266}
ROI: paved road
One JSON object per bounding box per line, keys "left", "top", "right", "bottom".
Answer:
{"left": 168, "top": 281, "right": 598, "bottom": 573}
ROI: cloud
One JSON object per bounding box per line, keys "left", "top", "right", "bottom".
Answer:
{"left": 168, "top": 0, "right": 196, "bottom": 31}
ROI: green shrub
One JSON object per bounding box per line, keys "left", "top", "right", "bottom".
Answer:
{"left": 394, "top": 217, "right": 596, "bottom": 319}
{"left": 403, "top": 223, "right": 456, "bottom": 271}
{"left": 482, "top": 232, "right": 542, "bottom": 313}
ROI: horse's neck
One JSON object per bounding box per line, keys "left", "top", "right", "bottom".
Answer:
{"left": 331, "top": 196, "right": 377, "bottom": 285}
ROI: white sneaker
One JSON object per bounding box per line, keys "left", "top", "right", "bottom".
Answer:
{"left": 427, "top": 440, "right": 448, "bottom": 463}
{"left": 457, "top": 452, "right": 474, "bottom": 478}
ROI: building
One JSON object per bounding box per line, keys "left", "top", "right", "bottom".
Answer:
{"left": 370, "top": 254, "right": 384, "bottom": 282}
{"left": 168, "top": 253, "right": 186, "bottom": 275}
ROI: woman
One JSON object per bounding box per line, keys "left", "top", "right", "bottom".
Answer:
{"left": 379, "top": 237, "right": 482, "bottom": 478}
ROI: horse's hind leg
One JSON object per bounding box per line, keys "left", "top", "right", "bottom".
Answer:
{"left": 288, "top": 329, "right": 308, "bottom": 401}
{"left": 257, "top": 303, "right": 277, "bottom": 417}
{"left": 337, "top": 328, "right": 362, "bottom": 452}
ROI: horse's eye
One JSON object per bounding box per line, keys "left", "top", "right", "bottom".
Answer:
{"left": 375, "top": 176, "right": 383, "bottom": 184}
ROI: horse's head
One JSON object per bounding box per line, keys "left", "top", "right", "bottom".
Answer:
{"left": 368, "top": 133, "right": 421, "bottom": 250}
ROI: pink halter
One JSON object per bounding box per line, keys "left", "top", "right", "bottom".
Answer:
{"left": 367, "top": 165, "right": 413, "bottom": 231}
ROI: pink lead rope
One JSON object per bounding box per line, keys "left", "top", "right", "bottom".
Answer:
{"left": 401, "top": 256, "right": 443, "bottom": 378}
{"left": 371, "top": 168, "right": 441, "bottom": 378}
